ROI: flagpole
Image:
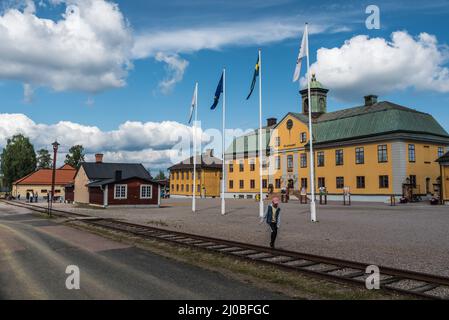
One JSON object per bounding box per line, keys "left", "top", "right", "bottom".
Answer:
{"left": 192, "top": 82, "right": 198, "bottom": 213}
{"left": 258, "top": 49, "right": 264, "bottom": 218}
{"left": 221, "top": 69, "right": 226, "bottom": 215}
{"left": 305, "top": 23, "right": 317, "bottom": 222}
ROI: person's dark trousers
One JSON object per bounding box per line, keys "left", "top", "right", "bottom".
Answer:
{"left": 269, "top": 222, "right": 278, "bottom": 248}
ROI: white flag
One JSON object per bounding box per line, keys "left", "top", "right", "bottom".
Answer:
{"left": 293, "top": 25, "right": 308, "bottom": 82}
{"left": 188, "top": 83, "right": 198, "bottom": 124}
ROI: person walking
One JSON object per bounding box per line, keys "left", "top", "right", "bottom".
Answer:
{"left": 262, "top": 197, "right": 281, "bottom": 248}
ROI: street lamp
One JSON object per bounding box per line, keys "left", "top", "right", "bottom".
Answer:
{"left": 49, "top": 140, "right": 60, "bottom": 217}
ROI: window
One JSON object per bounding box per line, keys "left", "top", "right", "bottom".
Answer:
{"left": 275, "top": 137, "right": 281, "bottom": 147}
{"left": 229, "top": 164, "right": 234, "bottom": 172}
{"left": 336, "top": 150, "right": 344, "bottom": 166}
{"left": 171, "top": 172, "right": 174, "bottom": 180}
{"left": 186, "top": 184, "right": 189, "bottom": 192}
{"left": 275, "top": 156, "right": 281, "bottom": 170}
{"left": 239, "top": 180, "right": 244, "bottom": 189}
{"left": 356, "top": 176, "right": 365, "bottom": 189}
{"left": 336, "top": 177, "right": 344, "bottom": 189}
{"left": 300, "top": 132, "right": 307, "bottom": 143}
{"left": 250, "top": 161, "right": 255, "bottom": 171}
{"left": 114, "top": 184, "right": 127, "bottom": 199}
{"left": 171, "top": 184, "right": 174, "bottom": 191}
{"left": 300, "top": 153, "right": 307, "bottom": 168}
{"left": 378, "top": 145, "right": 388, "bottom": 163}
{"left": 176, "top": 172, "right": 179, "bottom": 179}
{"left": 186, "top": 171, "right": 189, "bottom": 180}
{"left": 275, "top": 179, "right": 281, "bottom": 189}
{"left": 181, "top": 184, "right": 184, "bottom": 192}
{"left": 379, "top": 175, "right": 389, "bottom": 188}
{"left": 287, "top": 155, "right": 294, "bottom": 172}
{"left": 197, "top": 184, "right": 200, "bottom": 192}
{"left": 262, "top": 179, "right": 268, "bottom": 189}
{"left": 239, "top": 162, "right": 244, "bottom": 172}
{"left": 408, "top": 144, "right": 416, "bottom": 162}
{"left": 318, "top": 177, "right": 325, "bottom": 188}
{"left": 250, "top": 180, "right": 255, "bottom": 189}
{"left": 317, "top": 152, "right": 324, "bottom": 167}
{"left": 229, "top": 180, "right": 234, "bottom": 189}
{"left": 355, "top": 147, "right": 364, "bottom": 164}
{"left": 301, "top": 178, "right": 307, "bottom": 189}
{"left": 140, "top": 185, "right": 153, "bottom": 199}
{"left": 438, "top": 147, "right": 444, "bottom": 158}
{"left": 176, "top": 184, "right": 179, "bottom": 191}
{"left": 181, "top": 171, "right": 184, "bottom": 179}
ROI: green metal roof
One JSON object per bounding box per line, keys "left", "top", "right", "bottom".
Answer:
{"left": 225, "top": 126, "right": 273, "bottom": 155}
{"left": 291, "top": 101, "right": 449, "bottom": 144}
{"left": 226, "top": 101, "right": 449, "bottom": 155}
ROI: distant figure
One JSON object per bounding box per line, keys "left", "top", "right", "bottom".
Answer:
{"left": 26, "top": 192, "right": 30, "bottom": 203}
{"left": 17, "top": 194, "right": 21, "bottom": 201}
{"left": 262, "top": 197, "right": 281, "bottom": 248}
{"left": 34, "top": 193, "right": 38, "bottom": 203}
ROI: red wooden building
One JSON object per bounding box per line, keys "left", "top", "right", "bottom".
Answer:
{"left": 73, "top": 154, "right": 161, "bottom": 207}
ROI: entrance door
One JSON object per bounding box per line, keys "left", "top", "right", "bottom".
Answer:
{"left": 288, "top": 179, "right": 294, "bottom": 189}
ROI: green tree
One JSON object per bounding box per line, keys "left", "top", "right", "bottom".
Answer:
{"left": 65, "top": 145, "right": 85, "bottom": 169}
{"left": 0, "top": 134, "right": 37, "bottom": 189}
{"left": 155, "top": 170, "right": 166, "bottom": 180}
{"left": 36, "top": 149, "right": 52, "bottom": 169}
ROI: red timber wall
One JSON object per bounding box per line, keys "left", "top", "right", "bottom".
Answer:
{"left": 89, "top": 187, "right": 104, "bottom": 205}
{"left": 107, "top": 178, "right": 159, "bottom": 206}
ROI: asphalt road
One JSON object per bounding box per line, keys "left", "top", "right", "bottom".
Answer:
{"left": 0, "top": 203, "right": 285, "bottom": 300}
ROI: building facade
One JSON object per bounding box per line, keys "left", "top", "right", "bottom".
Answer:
{"left": 225, "top": 75, "right": 449, "bottom": 202}
{"left": 12, "top": 164, "right": 76, "bottom": 201}
{"left": 437, "top": 151, "right": 449, "bottom": 204}
{"left": 73, "top": 154, "right": 161, "bottom": 207}
{"left": 169, "top": 149, "right": 222, "bottom": 198}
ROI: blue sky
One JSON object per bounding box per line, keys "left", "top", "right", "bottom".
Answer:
{"left": 0, "top": 0, "right": 448, "bottom": 170}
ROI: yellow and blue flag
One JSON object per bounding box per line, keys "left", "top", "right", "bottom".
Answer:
{"left": 210, "top": 72, "right": 223, "bottom": 110}
{"left": 246, "top": 55, "right": 260, "bottom": 100}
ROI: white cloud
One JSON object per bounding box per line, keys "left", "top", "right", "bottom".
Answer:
{"left": 155, "top": 52, "right": 189, "bottom": 94}
{"left": 0, "top": 0, "right": 133, "bottom": 94}
{"left": 304, "top": 31, "right": 449, "bottom": 101}
{"left": 0, "top": 113, "right": 212, "bottom": 170}
{"left": 132, "top": 20, "right": 326, "bottom": 59}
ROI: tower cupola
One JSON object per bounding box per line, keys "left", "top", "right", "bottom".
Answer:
{"left": 300, "top": 74, "right": 329, "bottom": 117}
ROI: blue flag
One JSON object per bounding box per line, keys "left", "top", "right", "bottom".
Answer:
{"left": 210, "top": 73, "right": 223, "bottom": 110}
{"left": 246, "top": 55, "right": 260, "bottom": 100}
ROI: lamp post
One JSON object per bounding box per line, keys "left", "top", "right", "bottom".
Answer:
{"left": 49, "top": 140, "right": 60, "bottom": 217}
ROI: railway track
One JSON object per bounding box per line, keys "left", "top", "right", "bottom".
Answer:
{"left": 2, "top": 199, "right": 449, "bottom": 299}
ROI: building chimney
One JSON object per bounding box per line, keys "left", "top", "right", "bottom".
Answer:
{"left": 115, "top": 170, "right": 122, "bottom": 181}
{"left": 95, "top": 153, "right": 104, "bottom": 163}
{"left": 267, "top": 118, "right": 277, "bottom": 127}
{"left": 364, "top": 95, "right": 378, "bottom": 106}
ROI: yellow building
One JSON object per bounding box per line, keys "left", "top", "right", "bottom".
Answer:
{"left": 437, "top": 151, "right": 449, "bottom": 204}
{"left": 169, "top": 149, "right": 222, "bottom": 198}
{"left": 225, "top": 75, "right": 449, "bottom": 202}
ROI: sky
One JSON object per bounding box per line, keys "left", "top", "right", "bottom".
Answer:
{"left": 0, "top": 0, "right": 449, "bottom": 173}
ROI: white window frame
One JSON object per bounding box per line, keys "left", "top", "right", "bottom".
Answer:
{"left": 140, "top": 184, "right": 153, "bottom": 199}
{"left": 114, "top": 184, "right": 127, "bottom": 200}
